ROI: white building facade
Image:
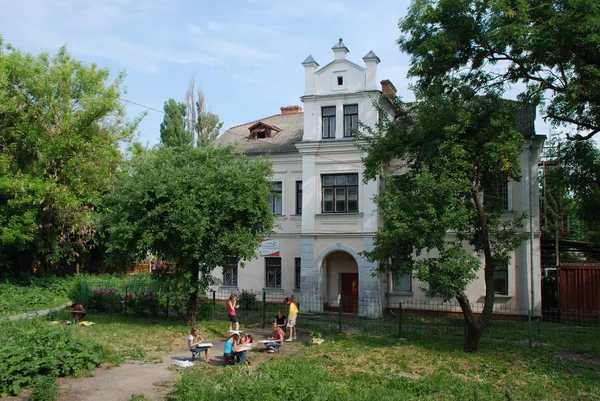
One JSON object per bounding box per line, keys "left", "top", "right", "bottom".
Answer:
{"left": 214, "top": 39, "right": 544, "bottom": 317}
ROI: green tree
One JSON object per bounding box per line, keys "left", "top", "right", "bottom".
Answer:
{"left": 0, "top": 39, "right": 137, "bottom": 274}
{"left": 360, "top": 89, "right": 530, "bottom": 352}
{"left": 159, "top": 99, "right": 190, "bottom": 147}
{"left": 102, "top": 146, "right": 274, "bottom": 324}
{"left": 544, "top": 138, "right": 600, "bottom": 242}
{"left": 185, "top": 75, "right": 223, "bottom": 147}
{"left": 399, "top": 0, "right": 600, "bottom": 140}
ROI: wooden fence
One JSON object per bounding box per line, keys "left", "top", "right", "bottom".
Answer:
{"left": 559, "top": 264, "right": 600, "bottom": 316}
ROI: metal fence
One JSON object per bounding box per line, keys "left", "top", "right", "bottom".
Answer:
{"left": 79, "top": 280, "right": 599, "bottom": 349}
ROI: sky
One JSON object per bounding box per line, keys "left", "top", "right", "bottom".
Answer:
{"left": 1, "top": 0, "right": 554, "bottom": 146}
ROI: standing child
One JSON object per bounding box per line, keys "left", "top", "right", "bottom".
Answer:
{"left": 227, "top": 294, "right": 239, "bottom": 333}
{"left": 223, "top": 333, "right": 247, "bottom": 365}
{"left": 284, "top": 297, "right": 298, "bottom": 342}
{"left": 188, "top": 328, "right": 213, "bottom": 363}
{"left": 264, "top": 322, "right": 285, "bottom": 353}
{"left": 274, "top": 310, "right": 287, "bottom": 331}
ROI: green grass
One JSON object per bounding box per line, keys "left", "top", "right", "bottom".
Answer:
{"left": 0, "top": 275, "right": 80, "bottom": 317}
{"left": 68, "top": 314, "right": 231, "bottom": 363}
{"left": 170, "top": 334, "right": 600, "bottom": 401}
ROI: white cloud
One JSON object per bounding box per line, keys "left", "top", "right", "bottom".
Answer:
{"left": 208, "top": 21, "right": 224, "bottom": 30}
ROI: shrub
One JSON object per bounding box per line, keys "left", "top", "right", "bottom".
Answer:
{"left": 30, "top": 375, "right": 58, "bottom": 401}
{"left": 238, "top": 290, "right": 257, "bottom": 310}
{"left": 0, "top": 319, "right": 110, "bottom": 397}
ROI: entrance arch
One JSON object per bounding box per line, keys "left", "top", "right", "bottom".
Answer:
{"left": 316, "top": 244, "right": 361, "bottom": 313}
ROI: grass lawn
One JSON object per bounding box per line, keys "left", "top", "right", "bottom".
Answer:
{"left": 170, "top": 333, "right": 600, "bottom": 401}
{"left": 67, "top": 314, "right": 231, "bottom": 363}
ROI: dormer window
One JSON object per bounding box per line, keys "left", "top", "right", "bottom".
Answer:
{"left": 248, "top": 121, "right": 280, "bottom": 140}
{"left": 253, "top": 128, "right": 270, "bottom": 139}
{"left": 337, "top": 76, "right": 343, "bottom": 86}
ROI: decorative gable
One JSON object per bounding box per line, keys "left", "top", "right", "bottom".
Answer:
{"left": 248, "top": 121, "right": 281, "bottom": 139}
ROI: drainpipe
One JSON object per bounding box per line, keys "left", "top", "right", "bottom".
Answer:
{"left": 528, "top": 138, "right": 536, "bottom": 316}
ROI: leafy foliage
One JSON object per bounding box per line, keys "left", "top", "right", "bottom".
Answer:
{"left": 159, "top": 99, "right": 191, "bottom": 148}
{"left": 0, "top": 275, "right": 80, "bottom": 317}
{"left": 399, "top": 0, "right": 600, "bottom": 140}
{"left": 360, "top": 90, "right": 530, "bottom": 352}
{"left": 0, "top": 319, "right": 111, "bottom": 397}
{"left": 103, "top": 146, "right": 275, "bottom": 323}
{"left": 0, "top": 39, "right": 138, "bottom": 273}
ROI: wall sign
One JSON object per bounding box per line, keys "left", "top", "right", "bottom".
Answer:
{"left": 260, "top": 239, "right": 280, "bottom": 257}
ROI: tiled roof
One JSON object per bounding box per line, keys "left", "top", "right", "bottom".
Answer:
{"left": 215, "top": 113, "right": 304, "bottom": 155}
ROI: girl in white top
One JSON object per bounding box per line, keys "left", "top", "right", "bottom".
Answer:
{"left": 188, "top": 327, "right": 213, "bottom": 363}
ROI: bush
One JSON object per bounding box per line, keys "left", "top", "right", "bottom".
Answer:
{"left": 30, "top": 375, "right": 58, "bottom": 401}
{"left": 0, "top": 319, "right": 110, "bottom": 397}
{"left": 238, "top": 290, "right": 257, "bottom": 310}
{"left": 0, "top": 275, "right": 80, "bottom": 317}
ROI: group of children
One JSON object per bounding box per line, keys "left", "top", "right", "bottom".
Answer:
{"left": 188, "top": 295, "right": 299, "bottom": 365}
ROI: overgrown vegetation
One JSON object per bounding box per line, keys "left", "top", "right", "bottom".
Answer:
{"left": 0, "top": 275, "right": 80, "bottom": 317}
{"left": 0, "top": 318, "right": 118, "bottom": 397}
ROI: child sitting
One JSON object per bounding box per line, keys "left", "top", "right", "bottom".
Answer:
{"left": 188, "top": 328, "right": 213, "bottom": 363}
{"left": 264, "top": 322, "right": 284, "bottom": 353}
{"left": 223, "top": 333, "right": 247, "bottom": 365}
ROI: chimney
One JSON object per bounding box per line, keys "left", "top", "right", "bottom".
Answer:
{"left": 380, "top": 79, "right": 397, "bottom": 95}
{"left": 281, "top": 105, "right": 302, "bottom": 115}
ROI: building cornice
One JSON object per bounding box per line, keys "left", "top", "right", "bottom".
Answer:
{"left": 300, "top": 90, "right": 380, "bottom": 102}
{"left": 295, "top": 138, "right": 366, "bottom": 155}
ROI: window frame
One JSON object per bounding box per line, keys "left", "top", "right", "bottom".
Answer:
{"left": 294, "top": 257, "right": 301, "bottom": 290}
{"left": 265, "top": 257, "right": 282, "bottom": 289}
{"left": 295, "top": 181, "right": 303, "bottom": 215}
{"left": 322, "top": 106, "right": 336, "bottom": 139}
{"left": 392, "top": 272, "right": 412, "bottom": 292}
{"left": 268, "top": 181, "right": 283, "bottom": 215}
{"left": 321, "top": 173, "right": 359, "bottom": 213}
{"left": 222, "top": 259, "right": 238, "bottom": 287}
{"left": 493, "top": 261, "right": 509, "bottom": 296}
{"left": 343, "top": 104, "right": 358, "bottom": 137}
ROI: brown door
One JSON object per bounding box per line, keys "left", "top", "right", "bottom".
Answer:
{"left": 340, "top": 273, "right": 359, "bottom": 313}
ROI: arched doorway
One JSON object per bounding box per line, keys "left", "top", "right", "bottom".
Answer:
{"left": 323, "top": 251, "right": 359, "bottom": 313}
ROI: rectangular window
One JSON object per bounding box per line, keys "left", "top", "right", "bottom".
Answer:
{"left": 499, "top": 176, "right": 509, "bottom": 211}
{"left": 322, "top": 106, "right": 336, "bottom": 139}
{"left": 322, "top": 173, "right": 358, "bottom": 213}
{"left": 265, "top": 257, "right": 282, "bottom": 288}
{"left": 294, "top": 257, "right": 301, "bottom": 290}
{"left": 268, "top": 181, "right": 282, "bottom": 215}
{"left": 393, "top": 272, "right": 412, "bottom": 292}
{"left": 493, "top": 261, "right": 509, "bottom": 295}
{"left": 485, "top": 174, "right": 510, "bottom": 211}
{"left": 223, "top": 259, "right": 238, "bottom": 287}
{"left": 296, "top": 181, "right": 302, "bottom": 215}
{"left": 344, "top": 104, "right": 358, "bottom": 137}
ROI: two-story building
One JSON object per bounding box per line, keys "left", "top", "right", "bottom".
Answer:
{"left": 214, "top": 39, "right": 544, "bottom": 317}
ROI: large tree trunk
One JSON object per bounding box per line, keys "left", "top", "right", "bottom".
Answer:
{"left": 456, "top": 292, "right": 484, "bottom": 352}
{"left": 185, "top": 259, "right": 200, "bottom": 325}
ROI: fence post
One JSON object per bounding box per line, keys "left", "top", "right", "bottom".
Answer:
{"left": 398, "top": 302, "right": 403, "bottom": 338}
{"left": 212, "top": 291, "right": 216, "bottom": 320}
{"left": 338, "top": 298, "right": 343, "bottom": 334}
{"left": 528, "top": 309, "right": 533, "bottom": 348}
{"left": 261, "top": 291, "right": 266, "bottom": 329}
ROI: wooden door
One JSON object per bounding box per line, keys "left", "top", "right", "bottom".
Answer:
{"left": 340, "top": 273, "right": 359, "bottom": 313}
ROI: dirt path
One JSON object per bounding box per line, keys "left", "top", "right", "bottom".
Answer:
{"left": 53, "top": 328, "right": 308, "bottom": 401}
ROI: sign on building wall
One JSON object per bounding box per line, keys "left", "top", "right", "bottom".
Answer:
{"left": 260, "top": 239, "right": 280, "bottom": 257}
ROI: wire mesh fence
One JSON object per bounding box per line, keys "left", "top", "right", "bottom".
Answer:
{"left": 79, "top": 279, "right": 599, "bottom": 349}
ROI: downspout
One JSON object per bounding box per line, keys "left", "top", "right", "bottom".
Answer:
{"left": 528, "top": 138, "right": 535, "bottom": 315}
